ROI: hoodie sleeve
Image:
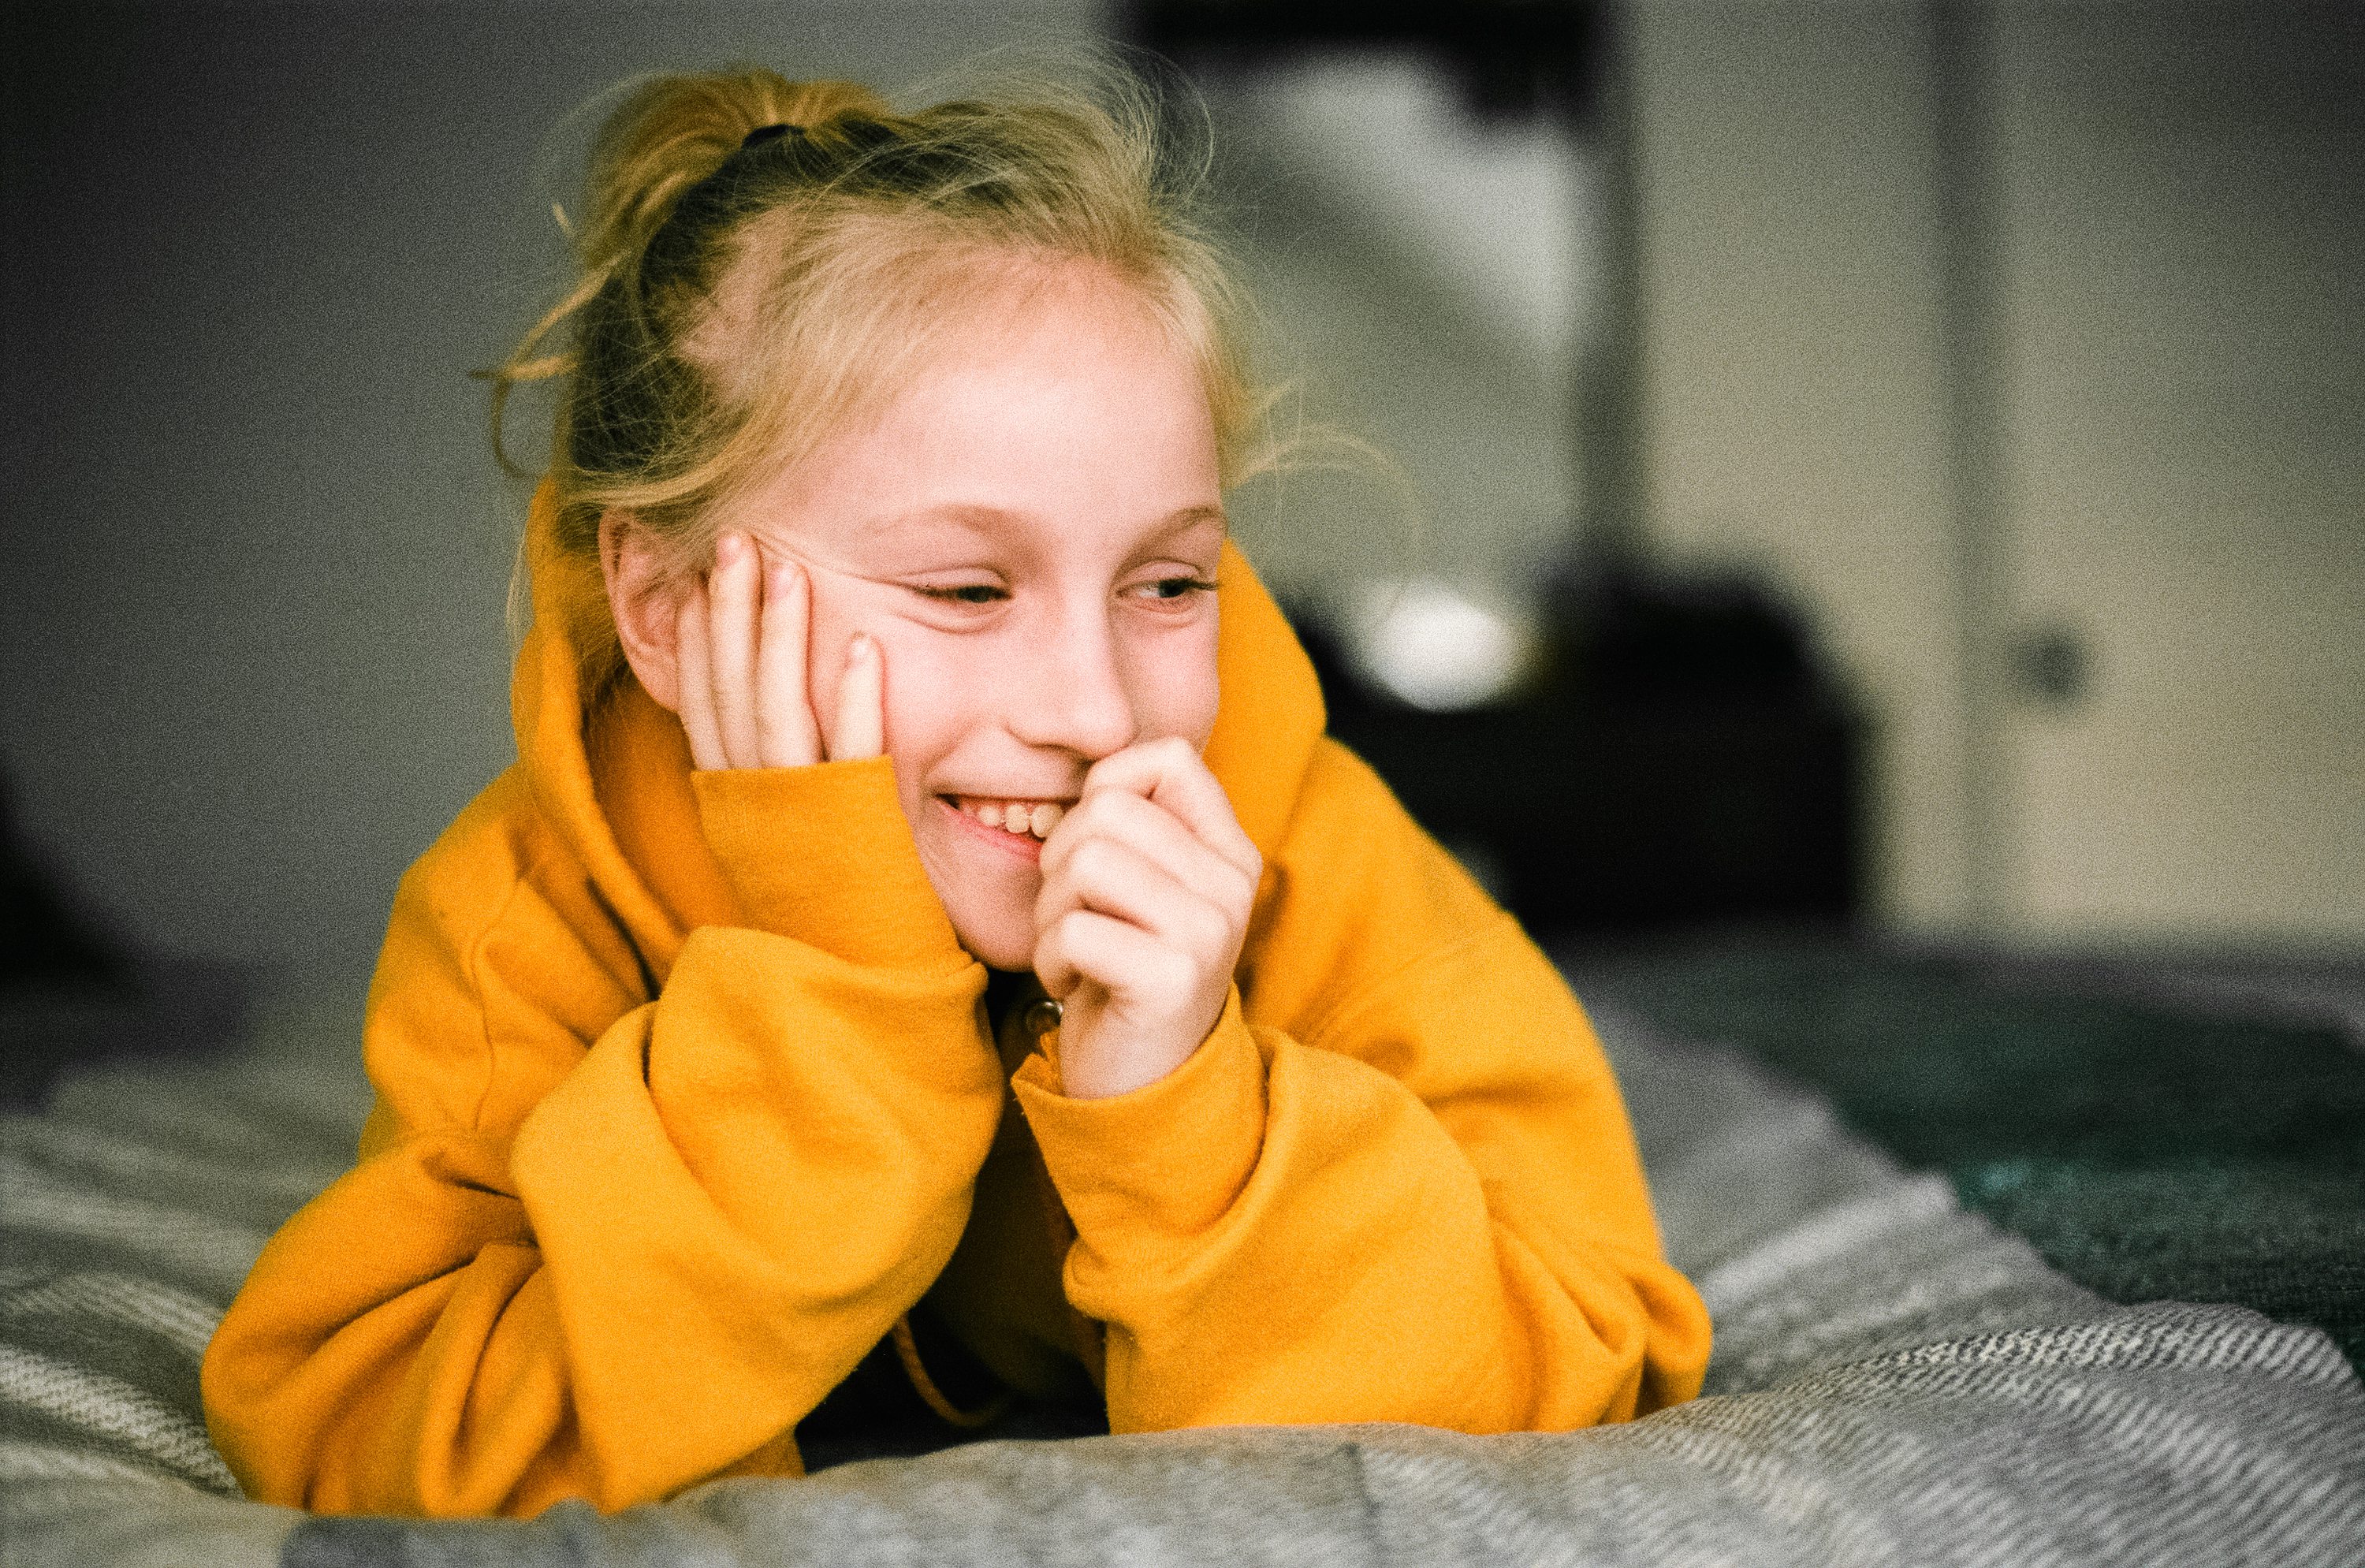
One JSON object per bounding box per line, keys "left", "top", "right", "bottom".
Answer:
{"left": 1010, "top": 739, "right": 1711, "bottom": 1435}
{"left": 201, "top": 759, "right": 1000, "bottom": 1518}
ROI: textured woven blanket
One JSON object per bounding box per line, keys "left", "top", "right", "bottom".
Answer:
{"left": 1572, "top": 940, "right": 2365, "bottom": 1369}
{"left": 4, "top": 990, "right": 2360, "bottom": 1566}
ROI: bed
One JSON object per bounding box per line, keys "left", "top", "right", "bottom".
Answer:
{"left": 5, "top": 943, "right": 2360, "bottom": 1566}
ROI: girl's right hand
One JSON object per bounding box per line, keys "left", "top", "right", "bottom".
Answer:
{"left": 673, "top": 531, "right": 884, "bottom": 771}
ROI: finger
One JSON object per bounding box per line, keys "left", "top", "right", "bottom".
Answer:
{"left": 828, "top": 632, "right": 885, "bottom": 762}
{"left": 1036, "top": 908, "right": 1191, "bottom": 1009}
{"left": 1037, "top": 831, "right": 1227, "bottom": 954}
{"left": 675, "top": 583, "right": 728, "bottom": 771}
{"left": 706, "top": 533, "right": 762, "bottom": 769}
{"left": 1030, "top": 906, "right": 1082, "bottom": 1000}
{"left": 1040, "top": 788, "right": 1256, "bottom": 915}
{"left": 1079, "top": 738, "right": 1261, "bottom": 879}
{"left": 1029, "top": 923, "right": 1115, "bottom": 1034}
{"left": 753, "top": 556, "right": 821, "bottom": 768}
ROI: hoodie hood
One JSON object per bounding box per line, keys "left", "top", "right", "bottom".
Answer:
{"left": 506, "top": 480, "right": 1328, "bottom": 980}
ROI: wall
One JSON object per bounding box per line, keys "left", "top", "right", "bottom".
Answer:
{"left": 9, "top": 2, "right": 2356, "bottom": 974}
{"left": 1629, "top": 0, "right": 2365, "bottom": 947}
{"left": 1198, "top": 56, "right": 1588, "bottom": 613}
{"left": 1993, "top": 4, "right": 2365, "bottom": 944}
{"left": 0, "top": 2, "right": 1109, "bottom": 981}
{"left": 1629, "top": 2, "right": 1967, "bottom": 929}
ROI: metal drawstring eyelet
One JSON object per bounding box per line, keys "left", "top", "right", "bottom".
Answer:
{"left": 1022, "top": 998, "right": 1063, "bottom": 1037}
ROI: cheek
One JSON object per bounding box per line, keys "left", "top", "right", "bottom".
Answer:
{"left": 873, "top": 631, "right": 987, "bottom": 773}
{"left": 804, "top": 591, "right": 969, "bottom": 765}
{"left": 803, "top": 595, "right": 860, "bottom": 708}
{"left": 1127, "top": 622, "right": 1223, "bottom": 746}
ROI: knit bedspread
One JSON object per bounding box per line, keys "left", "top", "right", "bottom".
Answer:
{"left": 4, "top": 989, "right": 2360, "bottom": 1566}
{"left": 1570, "top": 938, "right": 2365, "bottom": 1372}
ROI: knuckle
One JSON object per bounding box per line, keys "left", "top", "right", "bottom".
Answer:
{"left": 1177, "top": 905, "right": 1222, "bottom": 957}
{"left": 1060, "top": 795, "right": 1107, "bottom": 838}
{"left": 1153, "top": 948, "right": 1197, "bottom": 996}
{"left": 1069, "top": 837, "right": 1119, "bottom": 887}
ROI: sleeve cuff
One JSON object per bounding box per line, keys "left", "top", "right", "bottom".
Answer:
{"left": 691, "top": 756, "right": 966, "bottom": 973}
{"left": 1011, "top": 989, "right": 1268, "bottom": 1246}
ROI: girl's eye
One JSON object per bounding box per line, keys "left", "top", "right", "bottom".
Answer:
{"left": 911, "top": 576, "right": 1215, "bottom": 611}
{"left": 1132, "top": 575, "right": 1219, "bottom": 604}
{"left": 912, "top": 583, "right": 1007, "bottom": 606}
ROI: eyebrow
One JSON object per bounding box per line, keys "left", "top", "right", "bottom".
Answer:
{"left": 855, "top": 502, "right": 1230, "bottom": 542}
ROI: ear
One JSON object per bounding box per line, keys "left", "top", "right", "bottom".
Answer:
{"left": 600, "top": 510, "right": 685, "bottom": 713}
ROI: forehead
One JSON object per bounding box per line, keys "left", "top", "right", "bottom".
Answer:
{"left": 902, "top": 259, "right": 1195, "bottom": 416}
{"left": 749, "top": 263, "right": 1224, "bottom": 557}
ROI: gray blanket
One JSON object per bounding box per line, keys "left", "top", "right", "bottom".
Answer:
{"left": 5, "top": 993, "right": 2360, "bottom": 1566}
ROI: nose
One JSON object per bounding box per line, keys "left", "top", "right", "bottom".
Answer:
{"left": 1007, "top": 598, "right": 1138, "bottom": 762}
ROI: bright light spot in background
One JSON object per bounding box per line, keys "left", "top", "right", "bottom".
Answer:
{"left": 1350, "top": 577, "right": 1535, "bottom": 712}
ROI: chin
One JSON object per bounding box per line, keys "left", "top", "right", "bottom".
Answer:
{"left": 910, "top": 815, "right": 1039, "bottom": 972}
{"left": 937, "top": 880, "right": 1038, "bottom": 972}
{"left": 952, "top": 914, "right": 1036, "bottom": 974}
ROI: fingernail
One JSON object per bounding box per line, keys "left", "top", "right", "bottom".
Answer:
{"left": 848, "top": 631, "right": 873, "bottom": 660}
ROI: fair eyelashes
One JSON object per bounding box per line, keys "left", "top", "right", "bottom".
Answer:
{"left": 904, "top": 572, "right": 1219, "bottom": 612}
{"left": 910, "top": 582, "right": 1007, "bottom": 605}
{"left": 757, "top": 553, "right": 1215, "bottom": 607}
{"left": 802, "top": 502, "right": 1230, "bottom": 621}
{"left": 730, "top": 512, "right": 1227, "bottom": 627}
{"left": 1133, "top": 574, "right": 1221, "bottom": 602}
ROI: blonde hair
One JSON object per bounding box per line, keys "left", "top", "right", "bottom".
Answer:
{"left": 489, "top": 63, "right": 1264, "bottom": 685}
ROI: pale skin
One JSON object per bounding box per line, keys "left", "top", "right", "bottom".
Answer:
{"left": 603, "top": 263, "right": 1261, "bottom": 1100}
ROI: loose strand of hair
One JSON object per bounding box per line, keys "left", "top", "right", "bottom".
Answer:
{"left": 478, "top": 263, "right": 610, "bottom": 479}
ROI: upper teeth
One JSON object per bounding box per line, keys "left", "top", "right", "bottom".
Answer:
{"left": 967, "top": 799, "right": 1065, "bottom": 838}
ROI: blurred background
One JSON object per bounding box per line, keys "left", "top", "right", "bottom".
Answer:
{"left": 4, "top": 1, "right": 2361, "bottom": 1081}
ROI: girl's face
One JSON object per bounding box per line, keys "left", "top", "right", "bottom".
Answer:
{"left": 705, "top": 267, "right": 1227, "bottom": 969}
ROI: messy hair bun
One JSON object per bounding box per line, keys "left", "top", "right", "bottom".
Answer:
{"left": 489, "top": 62, "right": 1260, "bottom": 686}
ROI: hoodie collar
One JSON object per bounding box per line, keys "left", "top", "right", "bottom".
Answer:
{"left": 1203, "top": 538, "right": 1328, "bottom": 857}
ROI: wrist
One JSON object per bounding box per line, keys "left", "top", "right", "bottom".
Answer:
{"left": 692, "top": 757, "right": 966, "bottom": 971}
{"left": 1051, "top": 995, "right": 1224, "bottom": 1100}
{"left": 1012, "top": 989, "right": 1267, "bottom": 1238}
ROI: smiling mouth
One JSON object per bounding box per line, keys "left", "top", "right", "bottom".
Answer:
{"left": 943, "top": 795, "right": 1070, "bottom": 841}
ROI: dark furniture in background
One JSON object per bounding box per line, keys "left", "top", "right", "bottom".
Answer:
{"left": 1294, "top": 569, "right": 1864, "bottom": 935}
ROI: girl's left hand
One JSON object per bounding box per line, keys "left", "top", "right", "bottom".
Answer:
{"left": 1032, "top": 738, "right": 1262, "bottom": 1100}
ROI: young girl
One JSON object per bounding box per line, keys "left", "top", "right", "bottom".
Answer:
{"left": 201, "top": 65, "right": 1710, "bottom": 1518}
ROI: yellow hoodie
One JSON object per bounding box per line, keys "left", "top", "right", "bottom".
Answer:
{"left": 200, "top": 490, "right": 1711, "bottom": 1518}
